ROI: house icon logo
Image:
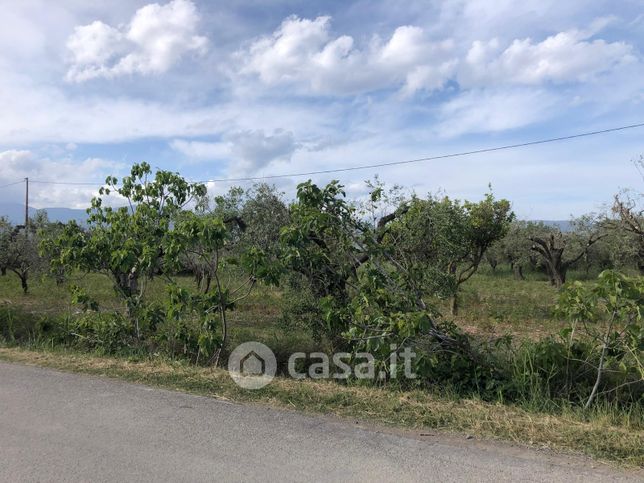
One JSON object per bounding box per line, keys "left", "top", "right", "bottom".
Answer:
{"left": 228, "top": 342, "right": 277, "bottom": 389}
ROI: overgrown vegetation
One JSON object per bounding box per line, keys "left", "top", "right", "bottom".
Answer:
{"left": 0, "top": 162, "right": 642, "bottom": 462}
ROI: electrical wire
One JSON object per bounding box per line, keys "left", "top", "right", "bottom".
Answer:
{"left": 0, "top": 180, "right": 25, "bottom": 189}
{"left": 23, "top": 121, "right": 644, "bottom": 186}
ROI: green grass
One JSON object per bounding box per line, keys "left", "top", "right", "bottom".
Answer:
{"left": 451, "top": 268, "right": 567, "bottom": 338}
{"left": 1, "top": 268, "right": 641, "bottom": 466}
{"left": 0, "top": 266, "right": 575, "bottom": 342}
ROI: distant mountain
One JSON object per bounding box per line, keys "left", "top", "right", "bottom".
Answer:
{"left": 0, "top": 202, "right": 87, "bottom": 225}
{"left": 536, "top": 220, "right": 573, "bottom": 232}
{"left": 0, "top": 202, "right": 577, "bottom": 233}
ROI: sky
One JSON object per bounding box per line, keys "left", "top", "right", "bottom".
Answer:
{"left": 0, "top": 0, "right": 643, "bottom": 219}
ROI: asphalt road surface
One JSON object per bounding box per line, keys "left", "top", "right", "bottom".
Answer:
{"left": 0, "top": 362, "right": 641, "bottom": 482}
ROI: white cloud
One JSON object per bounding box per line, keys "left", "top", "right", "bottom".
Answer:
{"left": 65, "top": 0, "right": 208, "bottom": 82}
{"left": 436, "top": 89, "right": 558, "bottom": 137}
{"left": 461, "top": 28, "right": 636, "bottom": 86}
{"left": 229, "top": 129, "right": 297, "bottom": 172}
{"left": 170, "top": 139, "right": 230, "bottom": 160}
{"left": 244, "top": 15, "right": 332, "bottom": 84}
{"left": 0, "top": 150, "right": 117, "bottom": 208}
{"left": 239, "top": 15, "right": 639, "bottom": 96}
{"left": 239, "top": 16, "right": 457, "bottom": 95}
{"left": 171, "top": 129, "right": 298, "bottom": 174}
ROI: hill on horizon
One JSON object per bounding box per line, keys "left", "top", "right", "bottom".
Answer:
{"left": 0, "top": 201, "right": 576, "bottom": 231}
{"left": 0, "top": 202, "right": 88, "bottom": 225}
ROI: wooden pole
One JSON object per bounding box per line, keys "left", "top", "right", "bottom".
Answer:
{"left": 24, "top": 177, "right": 28, "bottom": 231}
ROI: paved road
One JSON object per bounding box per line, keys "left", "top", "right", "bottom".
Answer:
{"left": 0, "top": 362, "right": 640, "bottom": 482}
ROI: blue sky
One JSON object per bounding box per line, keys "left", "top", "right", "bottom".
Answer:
{"left": 0, "top": 0, "right": 642, "bottom": 218}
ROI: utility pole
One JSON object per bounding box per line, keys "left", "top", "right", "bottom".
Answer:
{"left": 24, "top": 177, "right": 29, "bottom": 231}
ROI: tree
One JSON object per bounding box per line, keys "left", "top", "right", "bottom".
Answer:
{"left": 484, "top": 243, "right": 501, "bottom": 273}
{"left": 2, "top": 215, "right": 47, "bottom": 293}
{"left": 609, "top": 191, "right": 643, "bottom": 273}
{"left": 0, "top": 217, "right": 11, "bottom": 276}
{"left": 51, "top": 163, "right": 276, "bottom": 364}
{"left": 492, "top": 220, "right": 552, "bottom": 280}
{"left": 240, "top": 183, "right": 290, "bottom": 255}
{"left": 164, "top": 212, "right": 278, "bottom": 364}
{"left": 187, "top": 183, "right": 288, "bottom": 292}
{"left": 530, "top": 229, "right": 604, "bottom": 288}
{"left": 52, "top": 163, "right": 207, "bottom": 336}
{"left": 387, "top": 192, "right": 513, "bottom": 314}
{"left": 279, "top": 180, "right": 478, "bottom": 373}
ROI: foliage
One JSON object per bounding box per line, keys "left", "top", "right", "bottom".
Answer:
{"left": 49, "top": 163, "right": 207, "bottom": 334}
{"left": 0, "top": 216, "right": 12, "bottom": 276}
{"left": 530, "top": 225, "right": 605, "bottom": 288}
{"left": 385, "top": 191, "right": 514, "bottom": 313}
{"left": 556, "top": 270, "right": 643, "bottom": 407}
{"left": 164, "top": 211, "right": 278, "bottom": 363}
{"left": 607, "top": 190, "right": 643, "bottom": 273}
{"left": 2, "top": 163, "right": 642, "bottom": 417}
{"left": 278, "top": 180, "right": 502, "bottom": 388}
{"left": 48, "top": 163, "right": 276, "bottom": 363}
{"left": 1, "top": 213, "right": 50, "bottom": 293}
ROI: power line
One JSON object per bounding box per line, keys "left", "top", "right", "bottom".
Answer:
{"left": 30, "top": 180, "right": 100, "bottom": 186}
{"left": 23, "top": 121, "right": 644, "bottom": 186}
{"left": 0, "top": 179, "right": 25, "bottom": 189}
{"left": 196, "top": 122, "right": 644, "bottom": 183}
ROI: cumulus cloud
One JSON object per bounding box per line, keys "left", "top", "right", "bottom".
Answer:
{"left": 239, "top": 16, "right": 457, "bottom": 95}
{"left": 65, "top": 0, "right": 208, "bottom": 82}
{"left": 460, "top": 28, "right": 636, "bottom": 86}
{"left": 238, "top": 15, "right": 638, "bottom": 97}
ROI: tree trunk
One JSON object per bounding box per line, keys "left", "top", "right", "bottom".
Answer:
{"left": 552, "top": 270, "right": 565, "bottom": 288}
{"left": 19, "top": 273, "right": 28, "bottom": 293}
{"left": 450, "top": 294, "right": 459, "bottom": 316}
{"left": 513, "top": 264, "right": 524, "bottom": 280}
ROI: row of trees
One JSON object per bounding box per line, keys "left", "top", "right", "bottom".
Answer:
{"left": 1, "top": 164, "right": 641, "bottom": 357}
{"left": 3, "top": 179, "right": 639, "bottom": 299}
{"left": 484, "top": 200, "right": 642, "bottom": 287}
{"left": 1, "top": 163, "right": 641, "bottom": 406}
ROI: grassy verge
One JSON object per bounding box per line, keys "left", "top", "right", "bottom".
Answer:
{"left": 0, "top": 345, "right": 641, "bottom": 468}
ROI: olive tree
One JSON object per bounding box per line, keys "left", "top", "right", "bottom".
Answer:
{"left": 386, "top": 192, "right": 513, "bottom": 314}
{"left": 490, "top": 220, "right": 552, "bottom": 280}
{"left": 1, "top": 212, "right": 52, "bottom": 293}
{"left": 0, "top": 217, "right": 10, "bottom": 276}
{"left": 240, "top": 183, "right": 290, "bottom": 255}
{"left": 187, "top": 183, "right": 288, "bottom": 292}
{"left": 530, "top": 228, "right": 604, "bottom": 288}
{"left": 608, "top": 191, "right": 643, "bottom": 273}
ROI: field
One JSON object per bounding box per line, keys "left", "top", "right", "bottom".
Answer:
{"left": 1, "top": 266, "right": 642, "bottom": 466}
{"left": 0, "top": 265, "right": 581, "bottom": 374}
{"left": 0, "top": 265, "right": 576, "bottom": 344}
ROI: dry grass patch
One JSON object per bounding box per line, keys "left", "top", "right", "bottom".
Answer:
{"left": 0, "top": 346, "right": 641, "bottom": 467}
